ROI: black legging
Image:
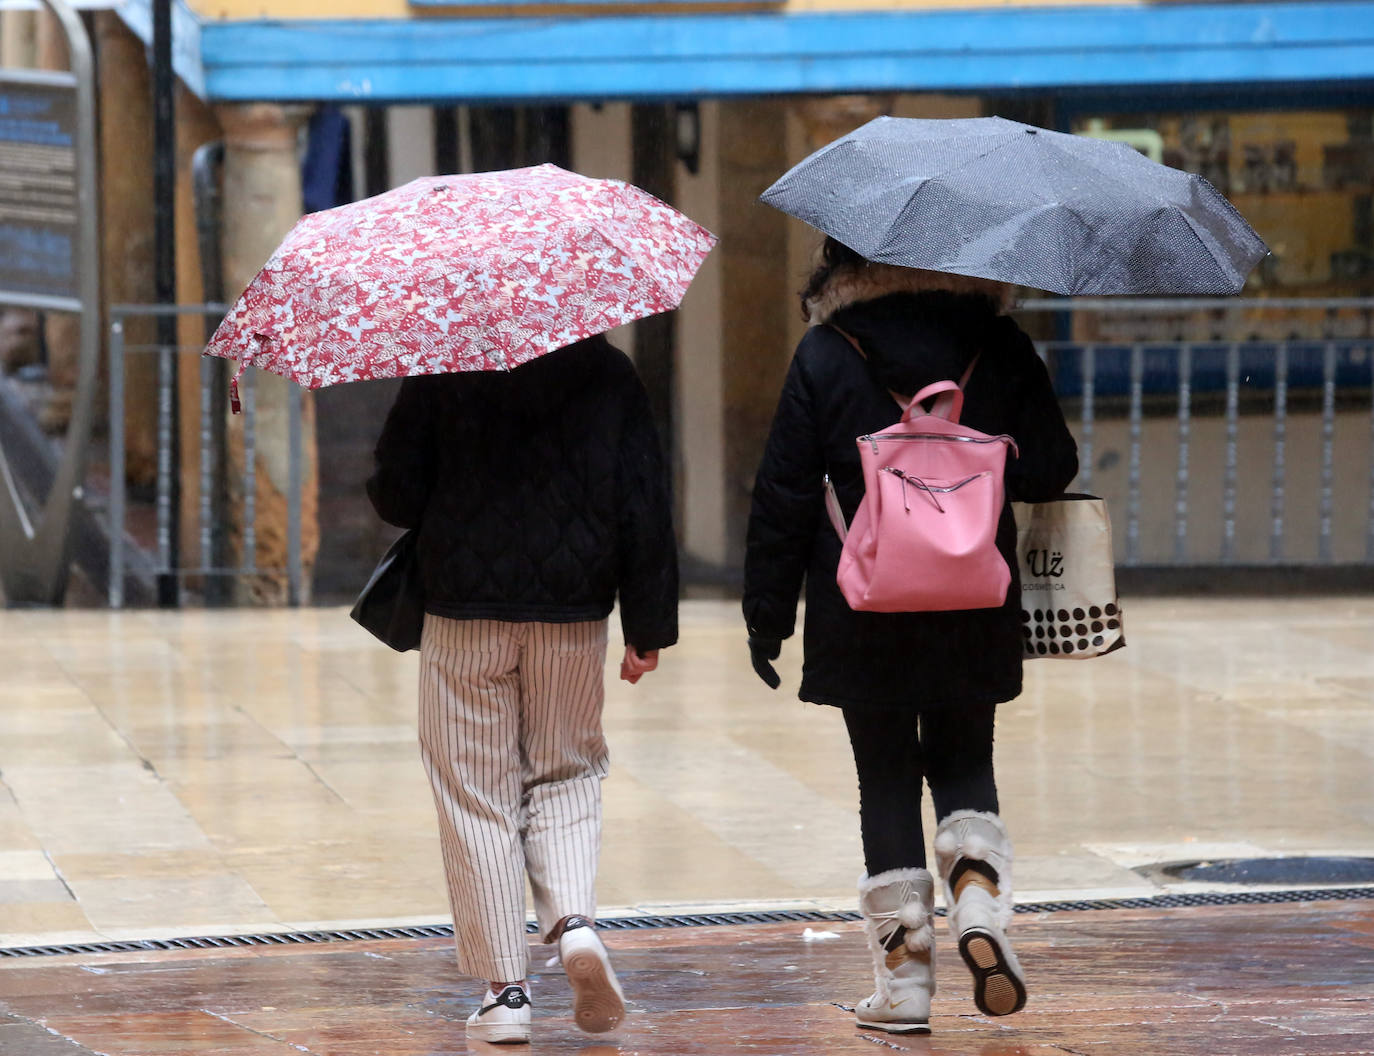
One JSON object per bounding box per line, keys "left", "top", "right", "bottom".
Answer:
{"left": 843, "top": 703, "right": 999, "bottom": 875}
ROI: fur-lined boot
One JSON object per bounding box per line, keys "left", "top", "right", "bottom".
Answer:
{"left": 855, "top": 868, "right": 936, "bottom": 1035}
{"left": 933, "top": 810, "right": 1027, "bottom": 1016}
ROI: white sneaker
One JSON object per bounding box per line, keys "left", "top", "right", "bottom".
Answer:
{"left": 558, "top": 917, "right": 626, "bottom": 1033}
{"left": 465, "top": 984, "right": 531, "bottom": 1044}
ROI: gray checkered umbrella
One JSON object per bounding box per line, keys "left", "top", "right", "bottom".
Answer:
{"left": 760, "top": 116, "right": 1268, "bottom": 296}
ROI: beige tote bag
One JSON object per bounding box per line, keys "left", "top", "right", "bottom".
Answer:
{"left": 1012, "top": 494, "right": 1124, "bottom": 659}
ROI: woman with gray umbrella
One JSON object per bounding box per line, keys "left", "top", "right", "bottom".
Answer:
{"left": 744, "top": 237, "right": 1078, "bottom": 1033}
{"left": 744, "top": 116, "right": 1265, "bottom": 1035}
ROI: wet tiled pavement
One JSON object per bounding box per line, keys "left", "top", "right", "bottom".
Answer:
{"left": 3, "top": 598, "right": 1373, "bottom": 1052}
{"left": 3, "top": 598, "right": 1374, "bottom": 948}
{"left": 3, "top": 898, "right": 1373, "bottom": 1054}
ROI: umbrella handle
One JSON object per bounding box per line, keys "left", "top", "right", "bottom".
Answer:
{"left": 229, "top": 356, "right": 249, "bottom": 415}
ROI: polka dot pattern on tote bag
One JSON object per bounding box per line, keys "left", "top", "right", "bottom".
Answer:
{"left": 1021, "top": 603, "right": 1120, "bottom": 658}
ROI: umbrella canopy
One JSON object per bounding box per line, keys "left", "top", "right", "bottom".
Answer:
{"left": 204, "top": 164, "right": 716, "bottom": 392}
{"left": 761, "top": 116, "right": 1267, "bottom": 296}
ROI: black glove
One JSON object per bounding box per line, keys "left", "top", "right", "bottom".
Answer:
{"left": 748, "top": 635, "right": 782, "bottom": 690}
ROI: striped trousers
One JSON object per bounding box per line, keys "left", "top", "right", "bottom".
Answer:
{"left": 418, "top": 614, "right": 610, "bottom": 982}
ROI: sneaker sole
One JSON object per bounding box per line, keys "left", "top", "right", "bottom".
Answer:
{"left": 855, "top": 1017, "right": 931, "bottom": 1035}
{"left": 959, "top": 928, "right": 1027, "bottom": 1017}
{"left": 465, "top": 1023, "right": 531, "bottom": 1044}
{"left": 564, "top": 945, "right": 626, "bottom": 1034}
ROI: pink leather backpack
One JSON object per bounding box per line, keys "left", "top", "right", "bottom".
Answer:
{"left": 825, "top": 354, "right": 1018, "bottom": 613}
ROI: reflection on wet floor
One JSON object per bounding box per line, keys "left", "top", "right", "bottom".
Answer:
{"left": 3, "top": 901, "right": 1373, "bottom": 1054}
{"left": 1, "top": 597, "right": 1373, "bottom": 947}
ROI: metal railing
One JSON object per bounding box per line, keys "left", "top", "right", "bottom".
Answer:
{"left": 107, "top": 303, "right": 304, "bottom": 606}
{"left": 1017, "top": 297, "right": 1374, "bottom": 569}
{"left": 102, "top": 297, "right": 1374, "bottom": 600}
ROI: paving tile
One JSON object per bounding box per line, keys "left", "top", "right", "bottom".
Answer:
{"left": 0, "top": 1016, "right": 96, "bottom": 1054}
{"left": 63, "top": 873, "right": 273, "bottom": 934}
{"left": 0, "top": 851, "right": 60, "bottom": 882}
{"left": 0, "top": 900, "right": 93, "bottom": 944}
{"left": 37, "top": 1013, "right": 305, "bottom": 1055}
{"left": 0, "top": 880, "right": 71, "bottom": 905}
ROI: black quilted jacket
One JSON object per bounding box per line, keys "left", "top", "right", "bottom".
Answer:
{"left": 743, "top": 292, "right": 1078, "bottom": 711}
{"left": 366, "top": 336, "right": 678, "bottom": 651}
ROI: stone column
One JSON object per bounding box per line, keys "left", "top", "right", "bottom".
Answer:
{"left": 174, "top": 83, "right": 226, "bottom": 592}
{"left": 215, "top": 104, "right": 319, "bottom": 604}
{"left": 1, "top": 11, "right": 38, "bottom": 67}
{"left": 793, "top": 94, "right": 894, "bottom": 154}
{"left": 715, "top": 94, "right": 893, "bottom": 573}
{"left": 95, "top": 12, "right": 158, "bottom": 489}
{"left": 718, "top": 100, "right": 793, "bottom": 570}
{"left": 787, "top": 95, "right": 894, "bottom": 338}
{"left": 672, "top": 101, "right": 726, "bottom": 572}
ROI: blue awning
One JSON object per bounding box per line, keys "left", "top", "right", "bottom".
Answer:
{"left": 118, "top": 1, "right": 1374, "bottom": 105}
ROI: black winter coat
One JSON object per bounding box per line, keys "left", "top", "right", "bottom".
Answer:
{"left": 366, "top": 336, "right": 678, "bottom": 651}
{"left": 743, "top": 291, "right": 1078, "bottom": 711}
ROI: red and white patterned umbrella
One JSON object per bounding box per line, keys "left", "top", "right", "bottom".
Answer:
{"left": 203, "top": 164, "right": 716, "bottom": 407}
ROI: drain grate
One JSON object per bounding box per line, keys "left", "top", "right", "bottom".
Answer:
{"left": 593, "top": 909, "right": 860, "bottom": 930}
{"left": 0, "top": 924, "right": 459, "bottom": 959}
{"left": 3, "top": 887, "right": 1372, "bottom": 959}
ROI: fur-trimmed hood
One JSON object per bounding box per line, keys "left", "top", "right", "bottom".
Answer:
{"left": 806, "top": 264, "right": 1016, "bottom": 400}
{"left": 806, "top": 262, "right": 1015, "bottom": 326}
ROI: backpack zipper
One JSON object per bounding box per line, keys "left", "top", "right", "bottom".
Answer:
{"left": 860, "top": 432, "right": 1018, "bottom": 456}
{"left": 881, "top": 467, "right": 990, "bottom": 513}
{"left": 880, "top": 467, "right": 990, "bottom": 493}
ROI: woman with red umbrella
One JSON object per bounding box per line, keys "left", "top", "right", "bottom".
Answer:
{"left": 368, "top": 331, "right": 675, "bottom": 1044}
{"left": 204, "top": 164, "right": 716, "bottom": 1044}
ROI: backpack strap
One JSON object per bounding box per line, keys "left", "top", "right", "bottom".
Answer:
{"left": 929, "top": 354, "right": 980, "bottom": 421}
{"left": 829, "top": 325, "right": 980, "bottom": 422}
{"left": 829, "top": 326, "right": 907, "bottom": 412}
{"left": 823, "top": 473, "right": 847, "bottom": 541}
{"left": 906, "top": 380, "right": 964, "bottom": 423}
